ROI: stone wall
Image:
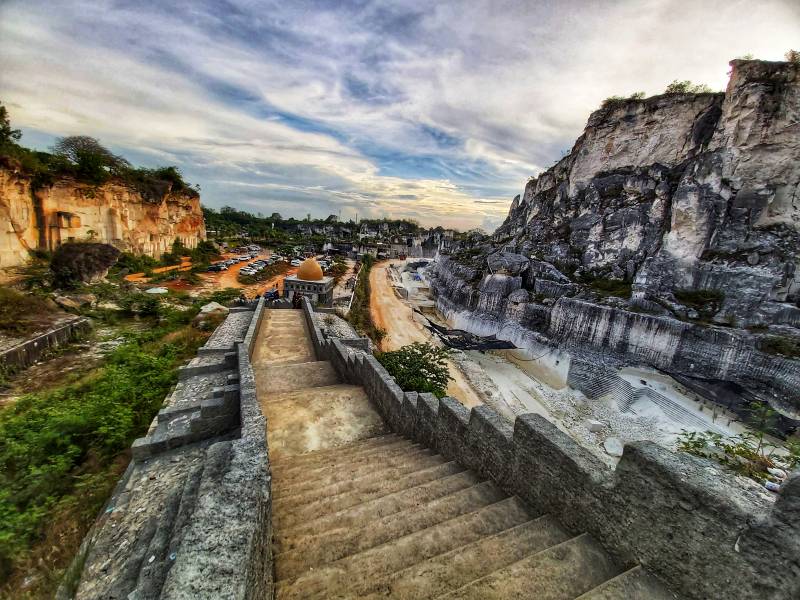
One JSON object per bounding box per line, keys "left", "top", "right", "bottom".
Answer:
{"left": 0, "top": 163, "right": 205, "bottom": 268}
{"left": 300, "top": 298, "right": 800, "bottom": 600}
{"left": 64, "top": 300, "right": 272, "bottom": 599}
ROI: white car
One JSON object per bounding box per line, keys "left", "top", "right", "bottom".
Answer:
{"left": 291, "top": 259, "right": 302, "bottom": 267}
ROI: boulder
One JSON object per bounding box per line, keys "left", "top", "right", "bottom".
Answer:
{"left": 54, "top": 293, "right": 96, "bottom": 310}
{"left": 603, "top": 437, "right": 624, "bottom": 457}
{"left": 198, "top": 302, "right": 229, "bottom": 315}
{"left": 50, "top": 242, "right": 121, "bottom": 287}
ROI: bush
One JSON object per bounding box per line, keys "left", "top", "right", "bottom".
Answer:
{"left": 759, "top": 335, "right": 800, "bottom": 359}
{"left": 664, "top": 80, "right": 714, "bottom": 94}
{"left": 676, "top": 404, "right": 799, "bottom": 485}
{"left": 208, "top": 287, "right": 242, "bottom": 306}
{"left": 600, "top": 91, "right": 645, "bottom": 108}
{"left": 674, "top": 288, "right": 724, "bottom": 313}
{"left": 376, "top": 342, "right": 453, "bottom": 398}
{"left": 0, "top": 288, "right": 53, "bottom": 336}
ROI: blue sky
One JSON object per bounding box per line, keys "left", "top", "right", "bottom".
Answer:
{"left": 1, "top": 1, "right": 798, "bottom": 231}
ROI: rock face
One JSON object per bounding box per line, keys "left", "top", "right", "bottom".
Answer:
{"left": 429, "top": 59, "right": 800, "bottom": 418}
{"left": 0, "top": 163, "right": 205, "bottom": 267}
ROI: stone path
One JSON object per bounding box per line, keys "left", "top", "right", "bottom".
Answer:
{"left": 252, "top": 309, "right": 677, "bottom": 599}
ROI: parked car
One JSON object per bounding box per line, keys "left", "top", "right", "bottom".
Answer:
{"left": 207, "top": 264, "right": 227, "bottom": 272}
{"left": 291, "top": 259, "right": 302, "bottom": 267}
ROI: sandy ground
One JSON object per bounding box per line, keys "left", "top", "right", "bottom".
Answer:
{"left": 369, "top": 260, "right": 483, "bottom": 407}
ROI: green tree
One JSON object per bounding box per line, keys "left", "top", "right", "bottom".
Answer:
{"left": 376, "top": 342, "right": 453, "bottom": 398}
{"left": 0, "top": 103, "right": 22, "bottom": 147}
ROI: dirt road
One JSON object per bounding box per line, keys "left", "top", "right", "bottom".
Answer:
{"left": 369, "top": 260, "right": 483, "bottom": 407}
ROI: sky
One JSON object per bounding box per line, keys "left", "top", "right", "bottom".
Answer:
{"left": 1, "top": 1, "right": 798, "bottom": 231}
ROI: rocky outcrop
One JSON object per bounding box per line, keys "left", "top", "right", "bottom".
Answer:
{"left": 429, "top": 59, "right": 800, "bottom": 418}
{"left": 0, "top": 163, "right": 205, "bottom": 267}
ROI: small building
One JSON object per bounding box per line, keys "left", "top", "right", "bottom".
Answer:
{"left": 283, "top": 257, "right": 334, "bottom": 306}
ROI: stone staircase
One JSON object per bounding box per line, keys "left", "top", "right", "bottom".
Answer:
{"left": 269, "top": 434, "right": 675, "bottom": 599}
{"left": 252, "top": 309, "right": 677, "bottom": 599}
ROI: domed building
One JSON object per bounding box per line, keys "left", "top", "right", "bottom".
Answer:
{"left": 283, "top": 257, "right": 334, "bottom": 306}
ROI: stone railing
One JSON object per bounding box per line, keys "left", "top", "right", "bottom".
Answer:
{"left": 0, "top": 316, "right": 90, "bottom": 371}
{"left": 300, "top": 297, "right": 800, "bottom": 600}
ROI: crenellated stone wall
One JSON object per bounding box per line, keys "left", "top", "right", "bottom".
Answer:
{"left": 0, "top": 162, "right": 205, "bottom": 267}
{"left": 300, "top": 299, "right": 800, "bottom": 600}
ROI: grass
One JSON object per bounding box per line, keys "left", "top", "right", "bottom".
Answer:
{"left": 0, "top": 288, "right": 55, "bottom": 337}
{"left": 578, "top": 275, "right": 632, "bottom": 298}
{"left": 674, "top": 288, "right": 725, "bottom": 312}
{"left": 0, "top": 308, "right": 209, "bottom": 598}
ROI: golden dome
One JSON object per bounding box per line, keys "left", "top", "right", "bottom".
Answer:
{"left": 296, "top": 257, "right": 324, "bottom": 281}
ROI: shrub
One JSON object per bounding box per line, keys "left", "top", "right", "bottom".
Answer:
{"left": 376, "top": 342, "right": 453, "bottom": 398}
{"left": 664, "top": 80, "right": 714, "bottom": 94}
{"left": 676, "top": 404, "right": 799, "bottom": 485}
{"left": 600, "top": 91, "right": 646, "bottom": 108}
{"left": 759, "top": 335, "right": 800, "bottom": 359}
{"left": 207, "top": 287, "right": 242, "bottom": 306}
{"left": 0, "top": 288, "right": 53, "bottom": 336}
{"left": 674, "top": 288, "right": 724, "bottom": 313}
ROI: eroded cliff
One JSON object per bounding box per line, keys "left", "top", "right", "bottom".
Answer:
{"left": 429, "top": 59, "right": 800, "bottom": 418}
{"left": 0, "top": 161, "right": 205, "bottom": 267}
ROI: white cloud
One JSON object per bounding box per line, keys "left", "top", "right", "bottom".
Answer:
{"left": 1, "top": 0, "right": 797, "bottom": 230}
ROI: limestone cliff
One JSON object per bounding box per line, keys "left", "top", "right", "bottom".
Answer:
{"left": 429, "top": 59, "right": 800, "bottom": 418}
{"left": 0, "top": 160, "right": 205, "bottom": 267}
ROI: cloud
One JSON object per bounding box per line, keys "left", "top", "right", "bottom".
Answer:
{"left": 1, "top": 0, "right": 798, "bottom": 231}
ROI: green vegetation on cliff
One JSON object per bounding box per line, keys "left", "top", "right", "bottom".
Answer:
{"left": 0, "top": 102, "right": 198, "bottom": 199}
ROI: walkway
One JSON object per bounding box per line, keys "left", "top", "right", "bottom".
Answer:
{"left": 249, "top": 308, "right": 675, "bottom": 599}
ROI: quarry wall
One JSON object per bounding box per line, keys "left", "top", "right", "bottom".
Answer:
{"left": 0, "top": 164, "right": 205, "bottom": 267}
{"left": 301, "top": 298, "right": 800, "bottom": 600}
{"left": 429, "top": 58, "right": 800, "bottom": 418}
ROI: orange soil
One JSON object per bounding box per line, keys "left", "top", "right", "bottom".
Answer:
{"left": 369, "top": 260, "right": 483, "bottom": 408}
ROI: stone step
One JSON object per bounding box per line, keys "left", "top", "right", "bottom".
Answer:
{"left": 274, "top": 451, "right": 445, "bottom": 508}
{"left": 275, "top": 470, "right": 482, "bottom": 548}
{"left": 273, "top": 441, "right": 424, "bottom": 493}
{"left": 278, "top": 496, "right": 534, "bottom": 599}
{"left": 365, "top": 515, "right": 571, "bottom": 599}
{"left": 575, "top": 565, "right": 678, "bottom": 600}
{"left": 437, "top": 533, "right": 620, "bottom": 600}
{"left": 260, "top": 360, "right": 339, "bottom": 394}
{"left": 275, "top": 481, "right": 507, "bottom": 583}
{"left": 270, "top": 434, "right": 407, "bottom": 472}
{"left": 275, "top": 461, "right": 465, "bottom": 529}
{"left": 263, "top": 385, "right": 387, "bottom": 461}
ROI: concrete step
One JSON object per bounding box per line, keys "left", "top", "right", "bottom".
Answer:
{"left": 365, "top": 515, "right": 571, "bottom": 599}
{"left": 437, "top": 533, "right": 621, "bottom": 600}
{"left": 575, "top": 565, "right": 678, "bottom": 600}
{"left": 263, "top": 384, "right": 387, "bottom": 461}
{"left": 275, "top": 481, "right": 507, "bottom": 583}
{"left": 275, "top": 470, "right": 482, "bottom": 548}
{"left": 273, "top": 445, "right": 431, "bottom": 497}
{"left": 274, "top": 452, "right": 446, "bottom": 509}
{"left": 260, "top": 360, "right": 339, "bottom": 393}
{"left": 275, "top": 461, "right": 465, "bottom": 529}
{"left": 278, "top": 496, "right": 534, "bottom": 599}
{"left": 270, "top": 434, "right": 409, "bottom": 472}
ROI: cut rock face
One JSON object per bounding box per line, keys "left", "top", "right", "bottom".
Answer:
{"left": 427, "top": 58, "right": 800, "bottom": 419}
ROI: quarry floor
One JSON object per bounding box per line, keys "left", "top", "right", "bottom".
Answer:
{"left": 367, "top": 261, "right": 779, "bottom": 482}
